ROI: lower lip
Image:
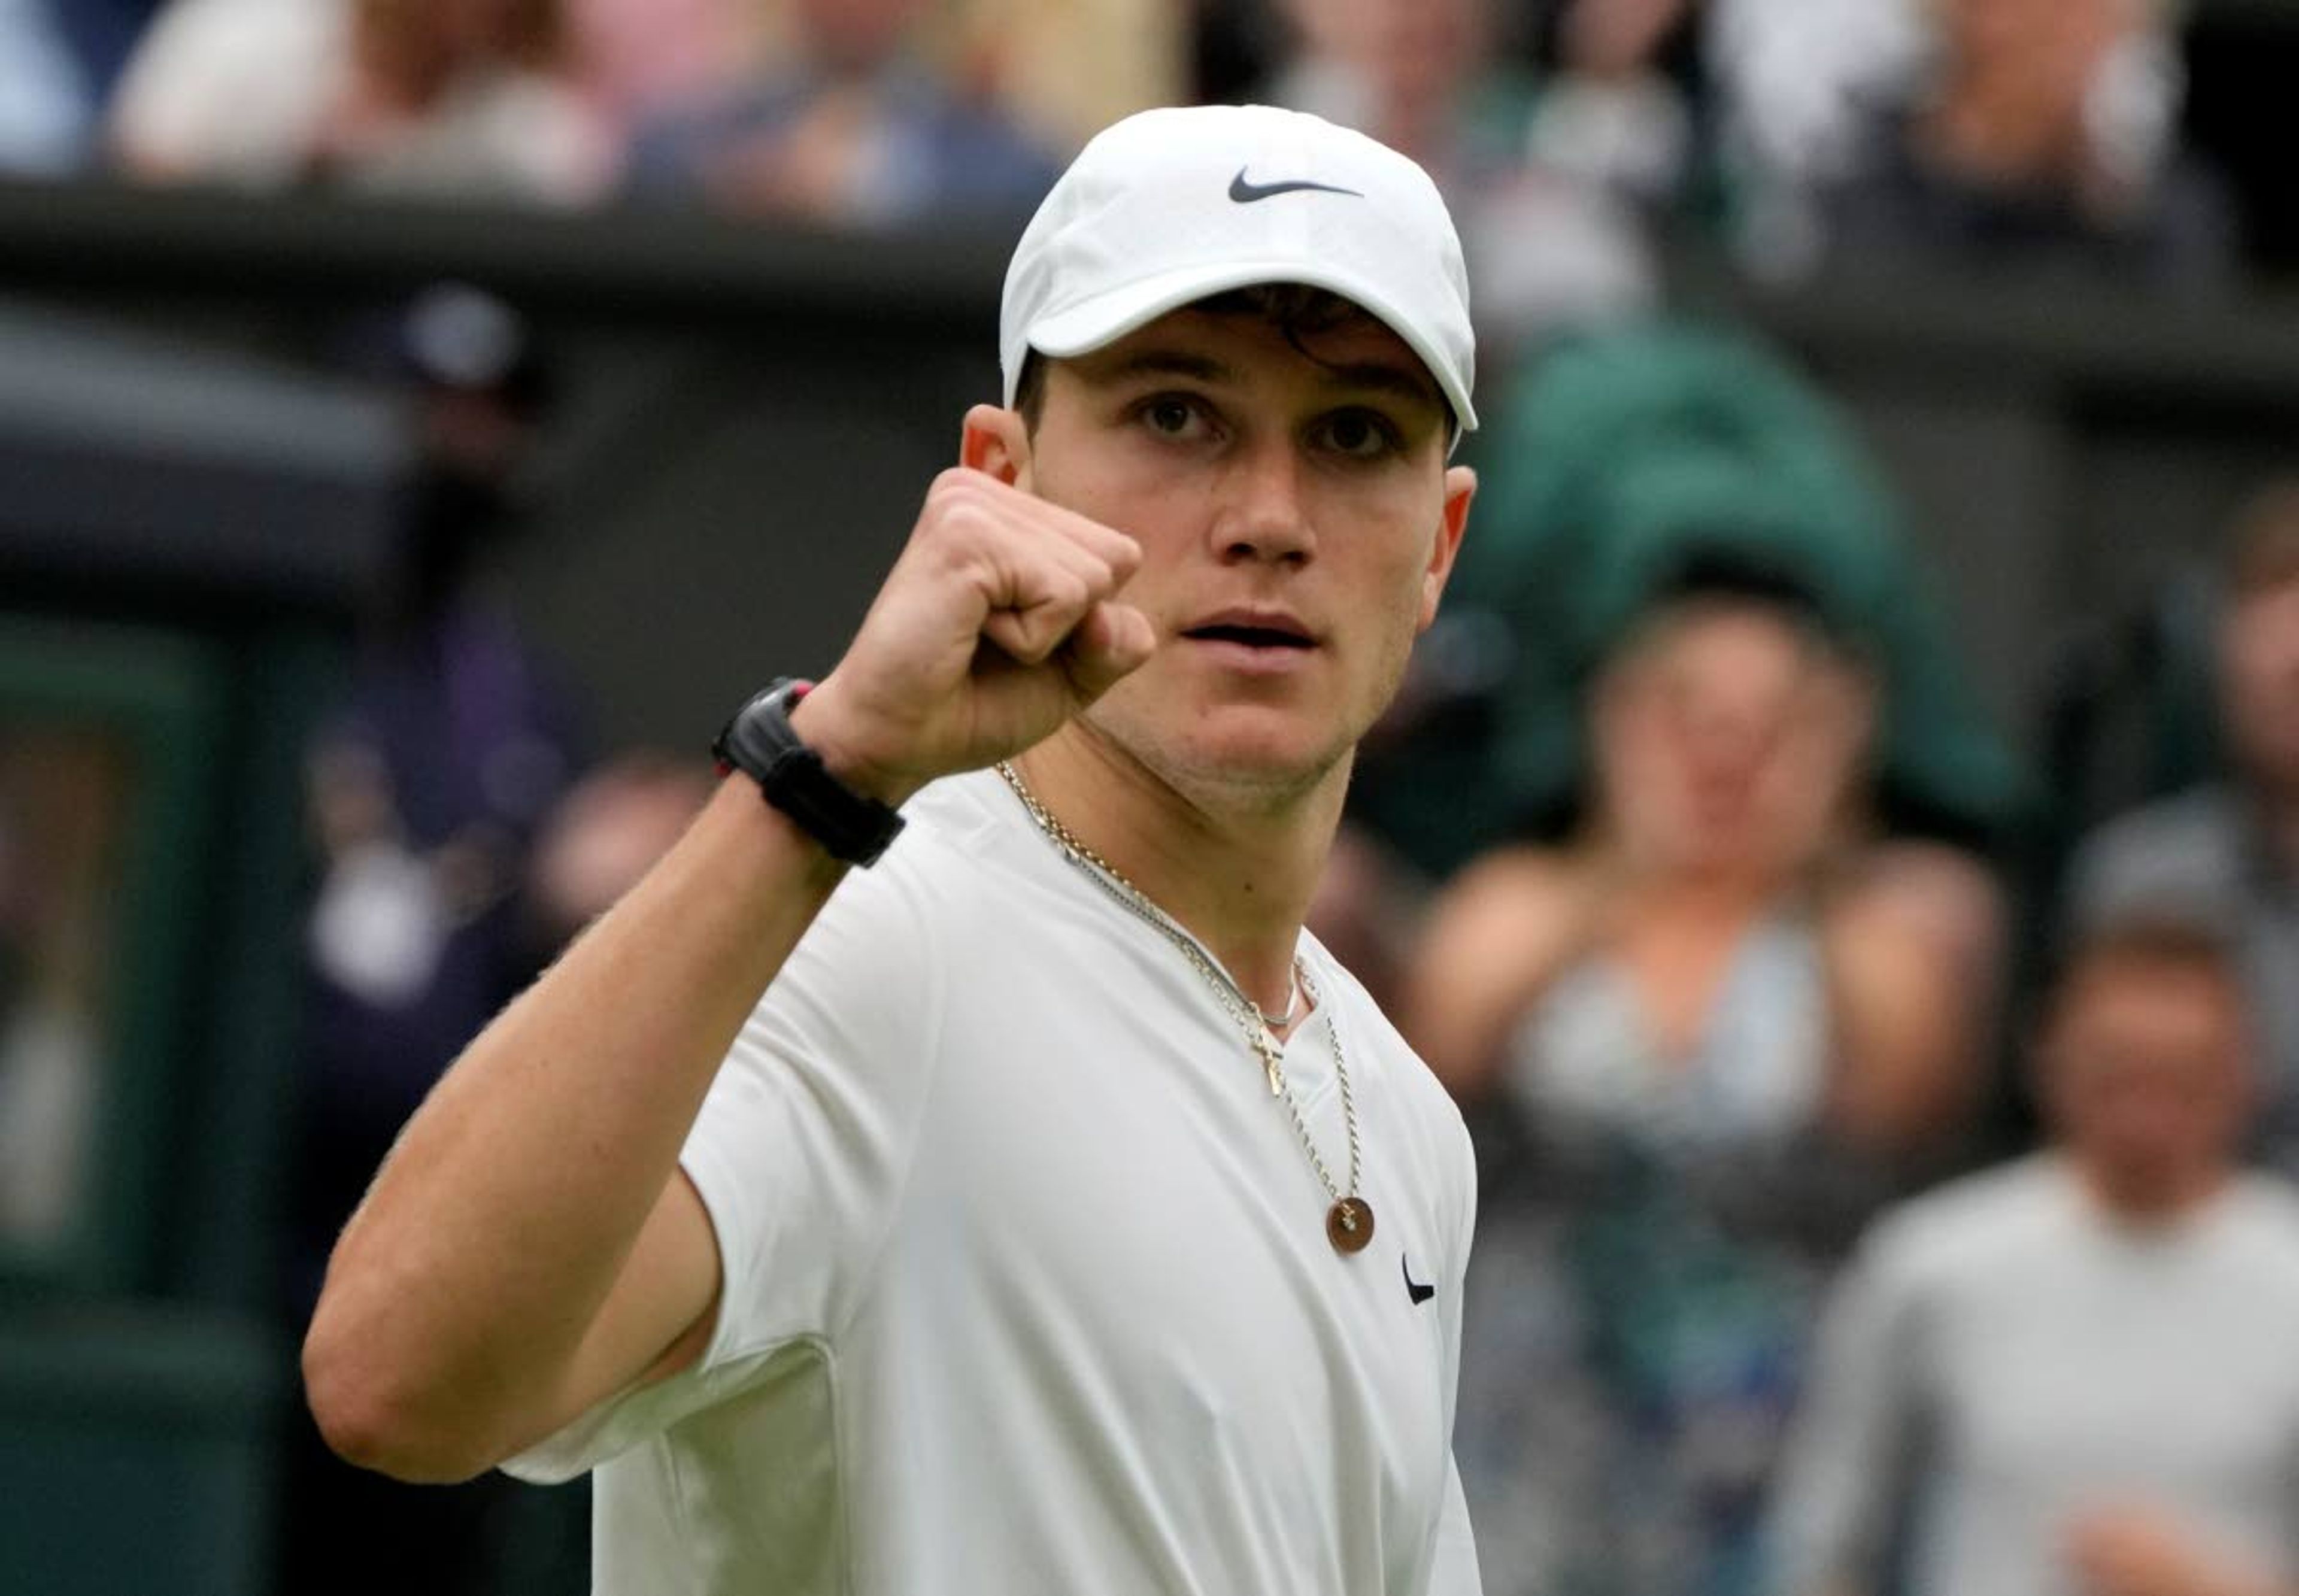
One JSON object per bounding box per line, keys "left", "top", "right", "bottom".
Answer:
{"left": 1184, "top": 636, "right": 1318, "bottom": 675}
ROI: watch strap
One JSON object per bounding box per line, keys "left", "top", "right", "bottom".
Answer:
{"left": 713, "top": 679, "right": 906, "bottom": 866}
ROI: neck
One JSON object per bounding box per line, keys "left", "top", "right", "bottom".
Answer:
{"left": 1009, "top": 727, "right": 1346, "bottom": 1016}
{"left": 2071, "top": 1154, "right": 2231, "bottom": 1228}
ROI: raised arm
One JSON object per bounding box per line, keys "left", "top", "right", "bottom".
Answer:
{"left": 303, "top": 423, "right": 1151, "bottom": 1482}
{"left": 1819, "top": 838, "right": 2006, "bottom": 1154}
{"left": 1400, "top": 845, "right": 1603, "bottom": 1099}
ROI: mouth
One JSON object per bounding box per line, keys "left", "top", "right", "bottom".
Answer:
{"left": 1180, "top": 614, "right": 1317, "bottom": 652}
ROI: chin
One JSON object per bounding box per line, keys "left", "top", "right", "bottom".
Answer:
{"left": 1111, "top": 713, "right": 1345, "bottom": 808}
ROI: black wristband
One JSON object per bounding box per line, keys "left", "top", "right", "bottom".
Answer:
{"left": 712, "top": 679, "right": 906, "bottom": 866}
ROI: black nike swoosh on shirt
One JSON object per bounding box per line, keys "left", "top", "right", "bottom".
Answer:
{"left": 1229, "top": 168, "right": 1366, "bottom": 204}
{"left": 1403, "top": 1254, "right": 1436, "bottom": 1306}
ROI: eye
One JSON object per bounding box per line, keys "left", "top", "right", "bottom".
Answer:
{"left": 1133, "top": 393, "right": 1212, "bottom": 441}
{"left": 1314, "top": 407, "right": 1403, "bottom": 460}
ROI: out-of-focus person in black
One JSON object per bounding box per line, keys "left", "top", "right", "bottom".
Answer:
{"left": 284, "top": 284, "right": 709, "bottom": 1596}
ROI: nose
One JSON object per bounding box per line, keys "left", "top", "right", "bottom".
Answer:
{"left": 1211, "top": 436, "right": 1315, "bottom": 566}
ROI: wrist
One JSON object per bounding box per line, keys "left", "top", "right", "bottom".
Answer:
{"left": 784, "top": 676, "right": 926, "bottom": 809}
{"left": 713, "top": 679, "right": 909, "bottom": 865}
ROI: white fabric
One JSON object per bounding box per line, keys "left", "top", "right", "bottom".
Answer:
{"left": 111, "top": 0, "right": 605, "bottom": 202}
{"left": 1000, "top": 104, "right": 1479, "bottom": 434}
{"left": 1767, "top": 1155, "right": 2299, "bottom": 1596}
{"left": 505, "top": 768, "right": 1482, "bottom": 1596}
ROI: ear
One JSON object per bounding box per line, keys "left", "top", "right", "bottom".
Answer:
{"left": 961, "top": 403, "right": 1032, "bottom": 487}
{"left": 1416, "top": 465, "right": 1477, "bottom": 632}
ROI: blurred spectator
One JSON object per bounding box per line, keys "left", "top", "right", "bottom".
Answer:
{"left": 110, "top": 0, "right": 612, "bottom": 204}
{"left": 1523, "top": 0, "right": 1704, "bottom": 210}
{"left": 940, "top": 0, "right": 1184, "bottom": 157}
{"left": 621, "top": 0, "right": 1061, "bottom": 227}
{"left": 561, "top": 0, "right": 765, "bottom": 152}
{"left": 1716, "top": 0, "right": 2236, "bottom": 286}
{"left": 2062, "top": 481, "right": 2299, "bottom": 1172}
{"left": 1765, "top": 915, "right": 2299, "bottom": 1596}
{"left": 1262, "top": 0, "right": 1664, "bottom": 348}
{"left": 1405, "top": 547, "right": 2005, "bottom": 1596}
{"left": 1349, "top": 320, "right": 2027, "bottom": 884}
{"left": 281, "top": 283, "right": 696, "bottom": 1596}
{"left": 0, "top": 0, "right": 94, "bottom": 174}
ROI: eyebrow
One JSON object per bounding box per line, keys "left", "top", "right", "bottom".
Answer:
{"left": 1082, "top": 347, "right": 1445, "bottom": 418}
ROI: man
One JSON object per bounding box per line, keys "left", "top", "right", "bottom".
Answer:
{"left": 1764, "top": 915, "right": 2299, "bottom": 1596}
{"left": 303, "top": 103, "right": 1484, "bottom": 1595}
{"left": 2064, "top": 480, "right": 2299, "bottom": 1172}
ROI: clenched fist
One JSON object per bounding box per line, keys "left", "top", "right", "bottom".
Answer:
{"left": 788, "top": 447, "right": 1156, "bottom": 806}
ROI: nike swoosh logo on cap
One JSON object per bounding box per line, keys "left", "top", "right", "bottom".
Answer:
{"left": 1229, "top": 168, "right": 1364, "bottom": 204}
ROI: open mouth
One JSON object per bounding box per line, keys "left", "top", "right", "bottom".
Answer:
{"left": 1183, "top": 623, "right": 1314, "bottom": 650}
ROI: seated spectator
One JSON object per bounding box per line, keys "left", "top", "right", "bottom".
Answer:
{"left": 1719, "top": 0, "right": 2236, "bottom": 287}
{"left": 2063, "top": 480, "right": 2299, "bottom": 1173}
{"left": 1405, "top": 548, "right": 2006, "bottom": 1596}
{"left": 1765, "top": 914, "right": 2299, "bottom": 1596}
{"left": 110, "top": 0, "right": 611, "bottom": 204}
{"left": 939, "top": 0, "right": 1185, "bottom": 157}
{"left": 620, "top": 0, "right": 1061, "bottom": 227}
{"left": 561, "top": 0, "right": 765, "bottom": 153}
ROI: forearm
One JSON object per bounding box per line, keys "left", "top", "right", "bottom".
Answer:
{"left": 304, "top": 773, "right": 851, "bottom": 1477}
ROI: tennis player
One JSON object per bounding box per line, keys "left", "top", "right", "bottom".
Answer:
{"left": 305, "top": 102, "right": 1484, "bottom": 1595}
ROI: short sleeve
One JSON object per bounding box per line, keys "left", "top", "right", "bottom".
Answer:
{"left": 502, "top": 854, "right": 948, "bottom": 1481}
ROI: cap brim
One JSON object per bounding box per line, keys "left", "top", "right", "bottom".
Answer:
{"left": 1025, "top": 259, "right": 1478, "bottom": 435}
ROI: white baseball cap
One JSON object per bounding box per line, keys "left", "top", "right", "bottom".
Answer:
{"left": 1000, "top": 104, "right": 1478, "bottom": 435}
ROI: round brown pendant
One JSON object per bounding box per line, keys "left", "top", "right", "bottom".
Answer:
{"left": 1326, "top": 1197, "right": 1376, "bottom": 1254}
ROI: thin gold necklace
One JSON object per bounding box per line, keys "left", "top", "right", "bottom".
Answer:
{"left": 996, "top": 760, "right": 1374, "bottom": 1255}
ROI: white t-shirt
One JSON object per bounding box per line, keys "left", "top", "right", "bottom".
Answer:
{"left": 1767, "top": 1154, "right": 2299, "bottom": 1596}
{"left": 506, "top": 769, "right": 1483, "bottom": 1596}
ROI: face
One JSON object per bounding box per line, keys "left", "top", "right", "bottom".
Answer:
{"left": 2042, "top": 958, "right": 2253, "bottom": 1214}
{"left": 1936, "top": 0, "right": 2131, "bottom": 145}
{"left": 967, "top": 305, "right": 1473, "bottom": 808}
{"left": 2219, "top": 575, "right": 2299, "bottom": 798}
{"left": 1591, "top": 602, "right": 1873, "bottom": 881}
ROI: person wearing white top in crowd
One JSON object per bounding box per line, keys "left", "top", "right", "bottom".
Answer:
{"left": 1766, "top": 913, "right": 2299, "bottom": 1596}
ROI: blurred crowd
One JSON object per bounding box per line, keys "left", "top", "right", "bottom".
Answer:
{"left": 0, "top": 0, "right": 2283, "bottom": 301}
{"left": 2, "top": 3, "right": 2297, "bottom": 1595}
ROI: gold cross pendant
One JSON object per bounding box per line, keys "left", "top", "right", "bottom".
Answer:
{"left": 1251, "top": 1029, "right": 1285, "bottom": 1096}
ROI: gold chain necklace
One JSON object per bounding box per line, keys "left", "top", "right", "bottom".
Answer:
{"left": 995, "top": 761, "right": 1375, "bottom": 1255}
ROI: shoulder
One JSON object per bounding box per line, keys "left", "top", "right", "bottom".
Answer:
{"left": 1411, "top": 844, "right": 1594, "bottom": 990}
{"left": 1428, "top": 843, "right": 1585, "bottom": 921}
{"left": 2215, "top": 1174, "right": 2299, "bottom": 1275}
{"left": 1829, "top": 839, "right": 2006, "bottom": 946}
{"left": 1855, "top": 1155, "right": 2073, "bottom": 1292}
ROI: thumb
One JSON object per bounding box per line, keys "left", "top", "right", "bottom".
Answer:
{"left": 1060, "top": 602, "right": 1155, "bottom": 705}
